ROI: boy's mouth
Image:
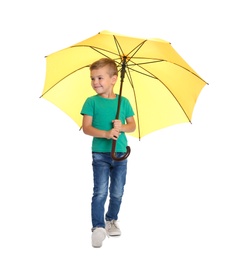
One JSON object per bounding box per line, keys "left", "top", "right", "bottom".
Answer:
{"left": 94, "top": 85, "right": 102, "bottom": 90}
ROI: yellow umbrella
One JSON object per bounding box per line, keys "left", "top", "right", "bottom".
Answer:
{"left": 40, "top": 30, "right": 207, "bottom": 160}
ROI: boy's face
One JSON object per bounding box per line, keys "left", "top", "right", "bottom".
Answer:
{"left": 90, "top": 65, "right": 117, "bottom": 97}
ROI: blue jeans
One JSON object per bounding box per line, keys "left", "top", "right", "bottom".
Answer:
{"left": 91, "top": 152, "right": 128, "bottom": 229}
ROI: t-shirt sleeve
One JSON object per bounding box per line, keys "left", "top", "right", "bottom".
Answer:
{"left": 80, "top": 98, "right": 93, "bottom": 116}
{"left": 125, "top": 98, "right": 135, "bottom": 118}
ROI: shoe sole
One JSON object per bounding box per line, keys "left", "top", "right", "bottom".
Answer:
{"left": 92, "top": 229, "right": 106, "bottom": 248}
{"left": 107, "top": 232, "right": 121, "bottom": 236}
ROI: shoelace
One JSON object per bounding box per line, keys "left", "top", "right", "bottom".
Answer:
{"left": 105, "top": 220, "right": 116, "bottom": 237}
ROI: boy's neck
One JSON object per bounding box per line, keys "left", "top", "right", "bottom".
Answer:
{"left": 99, "top": 93, "right": 116, "bottom": 99}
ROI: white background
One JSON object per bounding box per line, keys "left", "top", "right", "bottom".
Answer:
{"left": 1, "top": 0, "right": 227, "bottom": 259}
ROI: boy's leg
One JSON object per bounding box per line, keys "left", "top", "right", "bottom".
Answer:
{"left": 91, "top": 152, "right": 110, "bottom": 228}
{"left": 105, "top": 153, "right": 127, "bottom": 221}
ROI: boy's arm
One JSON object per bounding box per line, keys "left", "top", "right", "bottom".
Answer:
{"left": 112, "top": 116, "right": 136, "bottom": 133}
{"left": 82, "top": 115, "right": 120, "bottom": 140}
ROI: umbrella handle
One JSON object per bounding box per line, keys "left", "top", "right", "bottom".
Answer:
{"left": 111, "top": 140, "right": 131, "bottom": 161}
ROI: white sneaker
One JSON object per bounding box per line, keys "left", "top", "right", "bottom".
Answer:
{"left": 105, "top": 220, "right": 121, "bottom": 236}
{"left": 92, "top": 227, "right": 107, "bottom": 248}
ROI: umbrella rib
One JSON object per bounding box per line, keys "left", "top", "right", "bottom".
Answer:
{"left": 89, "top": 47, "right": 124, "bottom": 69}
{"left": 125, "top": 61, "right": 198, "bottom": 124}
{"left": 113, "top": 36, "right": 125, "bottom": 58}
{"left": 112, "top": 36, "right": 147, "bottom": 60}
{"left": 128, "top": 59, "right": 208, "bottom": 84}
{"left": 89, "top": 46, "right": 119, "bottom": 58}
{"left": 124, "top": 67, "right": 142, "bottom": 140}
{"left": 40, "top": 65, "right": 90, "bottom": 97}
{"left": 72, "top": 45, "right": 123, "bottom": 66}
{"left": 126, "top": 41, "right": 148, "bottom": 60}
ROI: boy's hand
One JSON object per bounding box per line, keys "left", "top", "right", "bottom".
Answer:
{"left": 112, "top": 119, "right": 122, "bottom": 132}
{"left": 105, "top": 120, "right": 122, "bottom": 140}
{"left": 106, "top": 128, "right": 120, "bottom": 140}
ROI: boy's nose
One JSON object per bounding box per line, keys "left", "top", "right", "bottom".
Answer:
{"left": 93, "top": 78, "right": 99, "bottom": 84}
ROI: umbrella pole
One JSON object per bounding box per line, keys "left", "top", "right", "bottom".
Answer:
{"left": 111, "top": 56, "right": 131, "bottom": 161}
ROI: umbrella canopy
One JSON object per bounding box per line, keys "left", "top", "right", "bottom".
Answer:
{"left": 41, "top": 30, "right": 207, "bottom": 148}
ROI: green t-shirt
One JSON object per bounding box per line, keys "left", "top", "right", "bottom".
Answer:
{"left": 81, "top": 94, "right": 134, "bottom": 152}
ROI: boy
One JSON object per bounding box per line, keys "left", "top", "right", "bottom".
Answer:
{"left": 81, "top": 58, "right": 136, "bottom": 248}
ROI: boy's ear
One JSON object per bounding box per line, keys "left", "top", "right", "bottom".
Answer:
{"left": 112, "top": 75, "right": 118, "bottom": 83}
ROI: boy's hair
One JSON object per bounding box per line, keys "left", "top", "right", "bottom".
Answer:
{"left": 90, "top": 58, "right": 118, "bottom": 77}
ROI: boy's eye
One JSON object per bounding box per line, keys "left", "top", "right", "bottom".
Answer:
{"left": 91, "top": 77, "right": 103, "bottom": 81}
